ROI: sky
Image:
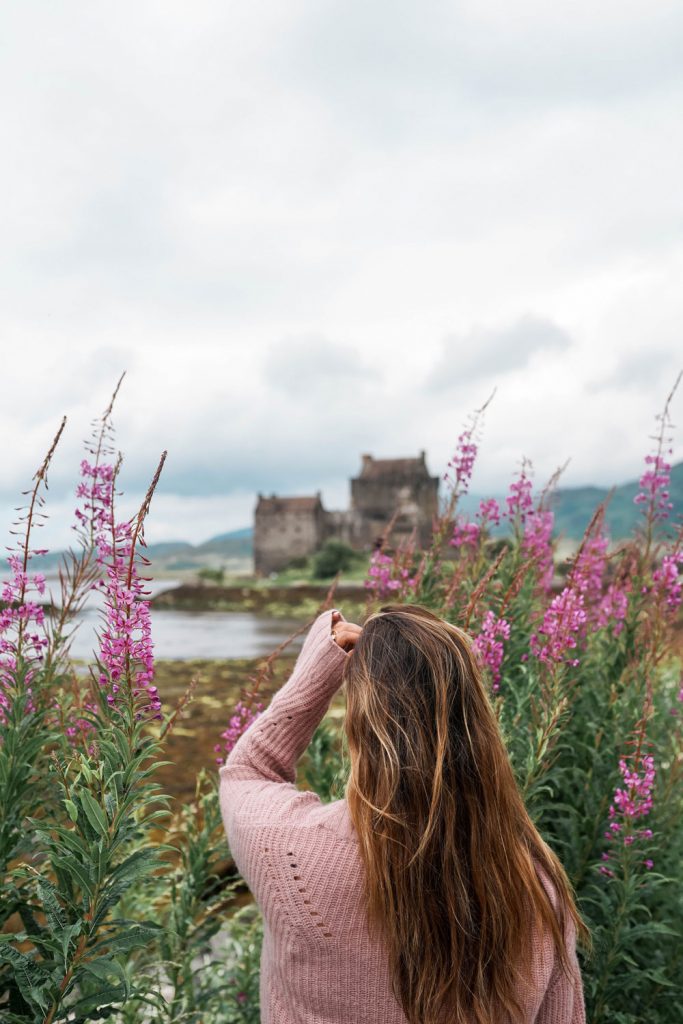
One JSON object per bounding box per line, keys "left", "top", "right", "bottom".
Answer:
{"left": 1, "top": 1, "right": 682, "bottom": 550}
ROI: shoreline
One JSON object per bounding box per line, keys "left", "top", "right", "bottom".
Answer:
{"left": 149, "top": 581, "right": 370, "bottom": 616}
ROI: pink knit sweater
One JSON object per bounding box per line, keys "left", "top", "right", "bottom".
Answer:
{"left": 219, "top": 608, "right": 586, "bottom": 1024}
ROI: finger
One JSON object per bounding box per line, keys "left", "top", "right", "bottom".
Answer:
{"left": 335, "top": 629, "right": 362, "bottom": 645}
{"left": 333, "top": 627, "right": 361, "bottom": 650}
{"left": 334, "top": 621, "right": 359, "bottom": 635}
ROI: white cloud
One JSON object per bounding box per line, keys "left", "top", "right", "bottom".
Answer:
{"left": 263, "top": 334, "right": 381, "bottom": 399}
{"left": 425, "top": 315, "right": 572, "bottom": 391}
{"left": 0, "top": 2, "right": 682, "bottom": 549}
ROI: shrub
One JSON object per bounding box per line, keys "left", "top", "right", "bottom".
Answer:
{"left": 358, "top": 384, "right": 683, "bottom": 1024}
{"left": 311, "top": 539, "right": 358, "bottom": 578}
{"left": 0, "top": 374, "right": 681, "bottom": 1023}
{"left": 0, "top": 379, "right": 250, "bottom": 1023}
{"left": 283, "top": 555, "right": 309, "bottom": 571}
{"left": 198, "top": 566, "right": 226, "bottom": 585}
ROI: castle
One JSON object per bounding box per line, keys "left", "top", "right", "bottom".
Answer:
{"left": 254, "top": 450, "right": 440, "bottom": 575}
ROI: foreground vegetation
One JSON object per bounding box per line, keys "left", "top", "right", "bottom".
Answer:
{"left": 0, "top": 373, "right": 682, "bottom": 1023}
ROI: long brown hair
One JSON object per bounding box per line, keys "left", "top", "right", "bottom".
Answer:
{"left": 341, "top": 603, "right": 589, "bottom": 1024}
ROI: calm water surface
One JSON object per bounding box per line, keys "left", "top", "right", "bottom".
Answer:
{"left": 12, "top": 577, "right": 308, "bottom": 661}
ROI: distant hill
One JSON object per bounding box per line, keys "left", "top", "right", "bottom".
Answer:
{"left": 192, "top": 528, "right": 253, "bottom": 558}
{"left": 10, "top": 463, "right": 681, "bottom": 577}
{"left": 550, "top": 460, "right": 683, "bottom": 540}
{"left": 144, "top": 527, "right": 253, "bottom": 571}
{"left": 8, "top": 527, "right": 255, "bottom": 577}
{"left": 452, "top": 461, "right": 682, "bottom": 541}
{"left": 199, "top": 527, "right": 253, "bottom": 542}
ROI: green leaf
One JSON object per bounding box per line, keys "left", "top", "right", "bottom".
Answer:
{"left": 79, "top": 790, "right": 109, "bottom": 837}
{"left": 68, "top": 981, "right": 128, "bottom": 1022}
{"left": 0, "top": 944, "right": 50, "bottom": 1012}
{"left": 109, "top": 847, "right": 160, "bottom": 886}
{"left": 61, "top": 920, "right": 82, "bottom": 967}
{"left": 51, "top": 853, "right": 94, "bottom": 899}
{"left": 65, "top": 798, "right": 79, "bottom": 823}
{"left": 80, "top": 955, "right": 128, "bottom": 991}
{"left": 36, "top": 876, "right": 67, "bottom": 932}
{"left": 88, "top": 922, "right": 161, "bottom": 957}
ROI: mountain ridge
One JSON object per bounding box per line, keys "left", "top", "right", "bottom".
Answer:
{"left": 14, "top": 463, "right": 682, "bottom": 572}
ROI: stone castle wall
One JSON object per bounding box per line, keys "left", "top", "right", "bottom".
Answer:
{"left": 254, "top": 493, "right": 327, "bottom": 575}
{"left": 254, "top": 452, "right": 440, "bottom": 575}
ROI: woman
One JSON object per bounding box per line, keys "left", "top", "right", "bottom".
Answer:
{"left": 219, "top": 605, "right": 588, "bottom": 1024}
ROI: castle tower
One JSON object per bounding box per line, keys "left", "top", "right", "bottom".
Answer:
{"left": 252, "top": 451, "right": 440, "bottom": 573}
{"left": 349, "top": 450, "right": 439, "bottom": 550}
{"left": 253, "top": 491, "right": 327, "bottom": 575}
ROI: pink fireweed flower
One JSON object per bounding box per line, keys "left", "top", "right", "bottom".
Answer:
{"left": 73, "top": 459, "right": 117, "bottom": 543}
{"left": 476, "top": 498, "right": 501, "bottom": 529}
{"left": 651, "top": 550, "right": 683, "bottom": 613}
{"left": 602, "top": 749, "right": 656, "bottom": 873}
{"left": 0, "top": 549, "right": 50, "bottom": 723}
{"left": 611, "top": 753, "right": 656, "bottom": 820}
{"left": 63, "top": 703, "right": 99, "bottom": 743}
{"left": 569, "top": 530, "right": 610, "bottom": 635}
{"left": 596, "top": 581, "right": 631, "bottom": 637}
{"left": 96, "top": 521, "right": 161, "bottom": 721}
{"left": 74, "top": 449, "right": 162, "bottom": 723}
{"left": 449, "top": 516, "right": 480, "bottom": 550}
{"left": 1, "top": 417, "right": 65, "bottom": 723}
{"left": 448, "top": 494, "right": 502, "bottom": 553}
{"left": 472, "top": 611, "right": 511, "bottom": 692}
{"left": 573, "top": 533, "right": 609, "bottom": 605}
{"left": 522, "top": 508, "right": 555, "bottom": 592}
{"left": 633, "top": 450, "right": 674, "bottom": 523}
{"left": 60, "top": 452, "right": 121, "bottom": 742}
{"left": 531, "top": 527, "right": 612, "bottom": 664}
{"left": 504, "top": 463, "right": 534, "bottom": 524}
{"left": 215, "top": 699, "right": 264, "bottom": 764}
{"left": 365, "top": 549, "right": 417, "bottom": 600}
{"left": 529, "top": 585, "right": 587, "bottom": 667}
{"left": 443, "top": 429, "right": 478, "bottom": 497}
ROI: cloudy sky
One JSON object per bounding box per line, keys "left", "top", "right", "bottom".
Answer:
{"left": 1, "top": 1, "right": 682, "bottom": 550}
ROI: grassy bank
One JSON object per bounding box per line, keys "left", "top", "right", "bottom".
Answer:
{"left": 150, "top": 580, "right": 369, "bottom": 620}
{"left": 71, "top": 655, "right": 348, "bottom": 807}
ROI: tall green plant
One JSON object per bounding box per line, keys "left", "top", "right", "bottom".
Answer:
{"left": 359, "top": 377, "right": 683, "bottom": 1023}
{"left": 1, "top": 374, "right": 681, "bottom": 1024}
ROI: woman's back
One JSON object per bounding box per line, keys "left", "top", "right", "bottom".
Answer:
{"left": 219, "top": 608, "right": 587, "bottom": 1023}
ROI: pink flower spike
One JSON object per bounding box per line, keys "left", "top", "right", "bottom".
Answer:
{"left": 472, "top": 611, "right": 511, "bottom": 691}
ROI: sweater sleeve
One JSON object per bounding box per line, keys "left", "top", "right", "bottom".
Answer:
{"left": 218, "top": 608, "right": 349, "bottom": 851}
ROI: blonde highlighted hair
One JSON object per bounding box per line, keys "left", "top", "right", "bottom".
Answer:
{"left": 341, "top": 603, "right": 588, "bottom": 1024}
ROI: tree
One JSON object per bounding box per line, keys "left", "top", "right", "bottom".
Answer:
{"left": 312, "top": 539, "right": 358, "bottom": 579}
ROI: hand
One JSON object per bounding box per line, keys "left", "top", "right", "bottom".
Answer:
{"left": 331, "top": 610, "right": 362, "bottom": 653}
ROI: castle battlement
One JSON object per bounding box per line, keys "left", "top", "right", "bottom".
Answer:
{"left": 253, "top": 452, "right": 440, "bottom": 575}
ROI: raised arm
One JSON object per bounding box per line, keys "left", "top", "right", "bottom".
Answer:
{"left": 218, "top": 607, "right": 349, "bottom": 838}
